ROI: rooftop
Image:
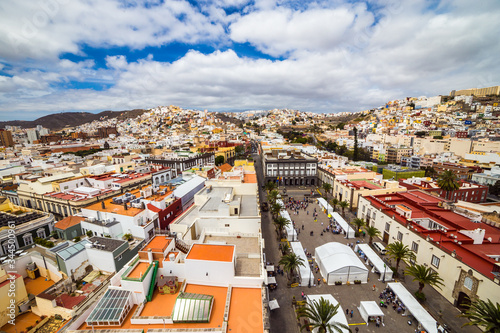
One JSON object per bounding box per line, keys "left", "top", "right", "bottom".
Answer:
{"left": 142, "top": 235, "right": 172, "bottom": 253}
{"left": 54, "top": 216, "right": 85, "bottom": 230}
{"left": 186, "top": 244, "right": 234, "bottom": 262}
{"left": 88, "top": 236, "right": 126, "bottom": 252}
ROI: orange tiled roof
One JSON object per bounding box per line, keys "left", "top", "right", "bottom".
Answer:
{"left": 218, "top": 163, "right": 233, "bottom": 173}
{"left": 54, "top": 216, "right": 85, "bottom": 230}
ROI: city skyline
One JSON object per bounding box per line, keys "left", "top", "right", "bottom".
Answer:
{"left": 1, "top": 0, "right": 499, "bottom": 120}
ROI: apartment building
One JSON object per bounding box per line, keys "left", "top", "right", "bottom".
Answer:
{"left": 358, "top": 191, "right": 500, "bottom": 310}
{"left": 386, "top": 147, "right": 413, "bottom": 164}
{"left": 146, "top": 152, "right": 215, "bottom": 173}
{"left": 0, "top": 129, "right": 14, "bottom": 147}
{"left": 400, "top": 177, "right": 489, "bottom": 203}
{"left": 433, "top": 162, "right": 477, "bottom": 180}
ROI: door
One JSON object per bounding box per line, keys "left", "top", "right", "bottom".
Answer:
{"left": 383, "top": 232, "right": 389, "bottom": 243}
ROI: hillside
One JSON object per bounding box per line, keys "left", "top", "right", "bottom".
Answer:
{"left": 0, "top": 109, "right": 147, "bottom": 130}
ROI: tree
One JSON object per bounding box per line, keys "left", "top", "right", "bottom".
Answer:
{"left": 460, "top": 299, "right": 500, "bottom": 332}
{"left": 352, "top": 218, "right": 366, "bottom": 236}
{"left": 322, "top": 183, "right": 332, "bottom": 199}
{"left": 353, "top": 127, "right": 359, "bottom": 161}
{"left": 365, "top": 226, "right": 380, "bottom": 244}
{"left": 489, "top": 180, "right": 500, "bottom": 197}
{"left": 273, "top": 216, "right": 290, "bottom": 236}
{"left": 339, "top": 201, "right": 349, "bottom": 216}
{"left": 265, "top": 181, "right": 277, "bottom": 193}
{"left": 404, "top": 264, "right": 444, "bottom": 294}
{"left": 235, "top": 145, "right": 244, "bottom": 155}
{"left": 270, "top": 202, "right": 283, "bottom": 219}
{"left": 331, "top": 198, "right": 339, "bottom": 212}
{"left": 215, "top": 155, "right": 225, "bottom": 166}
{"left": 437, "top": 170, "right": 460, "bottom": 200}
{"left": 296, "top": 297, "right": 351, "bottom": 333}
{"left": 386, "top": 241, "right": 415, "bottom": 277}
{"left": 268, "top": 190, "right": 279, "bottom": 204}
{"left": 279, "top": 253, "right": 305, "bottom": 281}
{"left": 423, "top": 166, "right": 438, "bottom": 179}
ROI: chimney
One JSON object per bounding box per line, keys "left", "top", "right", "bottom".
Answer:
{"left": 148, "top": 248, "right": 153, "bottom": 263}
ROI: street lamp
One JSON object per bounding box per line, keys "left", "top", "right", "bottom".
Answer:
{"left": 382, "top": 263, "right": 387, "bottom": 283}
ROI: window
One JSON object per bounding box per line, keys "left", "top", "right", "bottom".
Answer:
{"left": 362, "top": 206, "right": 366, "bottom": 213}
{"left": 431, "top": 255, "right": 440, "bottom": 268}
{"left": 464, "top": 277, "right": 473, "bottom": 290}
{"left": 372, "top": 212, "right": 376, "bottom": 219}
{"left": 411, "top": 241, "right": 419, "bottom": 253}
{"left": 23, "top": 233, "right": 33, "bottom": 246}
{"left": 225, "top": 224, "right": 230, "bottom": 227}
{"left": 117, "top": 255, "right": 122, "bottom": 261}
{"left": 37, "top": 229, "right": 46, "bottom": 239}
{"left": 397, "top": 231, "right": 403, "bottom": 241}
{"left": 385, "top": 223, "right": 390, "bottom": 232}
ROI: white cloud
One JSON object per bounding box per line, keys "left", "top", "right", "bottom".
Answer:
{"left": 1, "top": 0, "right": 500, "bottom": 120}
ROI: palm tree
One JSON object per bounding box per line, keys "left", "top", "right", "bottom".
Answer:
{"left": 365, "top": 226, "right": 381, "bottom": 244}
{"left": 331, "top": 198, "right": 339, "bottom": 212}
{"left": 322, "top": 183, "right": 332, "bottom": 200}
{"left": 270, "top": 202, "right": 283, "bottom": 219}
{"left": 460, "top": 299, "right": 500, "bottom": 332}
{"left": 265, "top": 181, "right": 277, "bottom": 193}
{"left": 279, "top": 253, "right": 305, "bottom": 282}
{"left": 437, "top": 170, "right": 460, "bottom": 200}
{"left": 386, "top": 241, "right": 415, "bottom": 277}
{"left": 281, "top": 242, "right": 290, "bottom": 255}
{"left": 268, "top": 189, "right": 279, "bottom": 204}
{"left": 404, "top": 264, "right": 444, "bottom": 294}
{"left": 296, "top": 297, "right": 351, "bottom": 333}
{"left": 274, "top": 216, "right": 290, "bottom": 235}
{"left": 352, "top": 218, "right": 366, "bottom": 235}
{"left": 339, "top": 201, "right": 349, "bottom": 216}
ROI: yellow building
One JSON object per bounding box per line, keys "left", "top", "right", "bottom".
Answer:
{"left": 215, "top": 147, "right": 236, "bottom": 163}
{"left": 0, "top": 267, "right": 29, "bottom": 327}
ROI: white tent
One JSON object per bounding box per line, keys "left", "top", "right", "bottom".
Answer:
{"left": 387, "top": 282, "right": 437, "bottom": 333}
{"left": 269, "top": 299, "right": 280, "bottom": 310}
{"left": 315, "top": 242, "right": 368, "bottom": 285}
{"left": 277, "top": 200, "right": 297, "bottom": 241}
{"left": 306, "top": 295, "right": 349, "bottom": 333}
{"left": 359, "top": 301, "right": 384, "bottom": 325}
{"left": 332, "top": 212, "right": 356, "bottom": 238}
{"left": 355, "top": 243, "right": 393, "bottom": 281}
{"left": 317, "top": 198, "right": 334, "bottom": 216}
{"left": 290, "top": 241, "right": 312, "bottom": 287}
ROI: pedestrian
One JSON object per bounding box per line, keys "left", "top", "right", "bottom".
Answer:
{"left": 317, "top": 277, "right": 321, "bottom": 285}
{"left": 373, "top": 284, "right": 376, "bottom": 291}
{"left": 355, "top": 328, "right": 359, "bottom": 333}
{"left": 350, "top": 310, "right": 353, "bottom": 318}
{"left": 346, "top": 309, "right": 349, "bottom": 315}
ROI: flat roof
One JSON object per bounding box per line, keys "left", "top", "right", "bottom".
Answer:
{"left": 142, "top": 236, "right": 172, "bottom": 253}
{"left": 186, "top": 244, "right": 234, "bottom": 262}
{"left": 127, "top": 262, "right": 151, "bottom": 279}
{"left": 227, "top": 288, "right": 263, "bottom": 333}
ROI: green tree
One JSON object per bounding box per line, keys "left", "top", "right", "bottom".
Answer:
{"left": 489, "top": 180, "right": 500, "bottom": 197}
{"left": 339, "top": 201, "right": 349, "bottom": 216}
{"left": 279, "top": 253, "right": 305, "bottom": 282}
{"left": 437, "top": 170, "right": 460, "bottom": 200}
{"left": 460, "top": 299, "right": 500, "bottom": 332}
{"left": 268, "top": 190, "right": 279, "bottom": 204}
{"left": 281, "top": 242, "right": 290, "bottom": 255}
{"left": 365, "top": 226, "right": 381, "bottom": 244}
{"left": 296, "top": 297, "right": 351, "bottom": 333}
{"left": 215, "top": 155, "right": 225, "bottom": 166}
{"left": 273, "top": 216, "right": 290, "bottom": 236}
{"left": 423, "top": 166, "right": 438, "bottom": 179}
{"left": 270, "top": 202, "right": 283, "bottom": 219}
{"left": 331, "top": 198, "right": 339, "bottom": 212}
{"left": 322, "top": 183, "right": 332, "bottom": 199}
{"left": 405, "top": 264, "right": 444, "bottom": 295}
{"left": 353, "top": 127, "right": 359, "bottom": 161}
{"left": 352, "top": 218, "right": 366, "bottom": 236}
{"left": 265, "top": 181, "right": 277, "bottom": 193}
{"left": 386, "top": 241, "right": 415, "bottom": 277}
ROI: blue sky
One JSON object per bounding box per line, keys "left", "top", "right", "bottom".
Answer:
{"left": 0, "top": 0, "right": 499, "bottom": 120}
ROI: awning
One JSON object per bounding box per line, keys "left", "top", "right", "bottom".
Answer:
{"left": 266, "top": 265, "right": 275, "bottom": 272}
{"left": 267, "top": 276, "right": 276, "bottom": 285}
{"left": 269, "top": 299, "right": 280, "bottom": 310}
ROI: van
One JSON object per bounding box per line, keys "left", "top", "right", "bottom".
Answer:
{"left": 373, "top": 242, "right": 387, "bottom": 255}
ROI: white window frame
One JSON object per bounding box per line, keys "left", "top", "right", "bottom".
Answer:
{"left": 431, "top": 255, "right": 440, "bottom": 268}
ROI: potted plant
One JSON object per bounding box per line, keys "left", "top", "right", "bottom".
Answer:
{"left": 354, "top": 280, "right": 361, "bottom": 284}
{"left": 335, "top": 281, "right": 342, "bottom": 285}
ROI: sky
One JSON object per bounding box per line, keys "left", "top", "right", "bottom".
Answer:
{"left": 0, "top": 0, "right": 499, "bottom": 121}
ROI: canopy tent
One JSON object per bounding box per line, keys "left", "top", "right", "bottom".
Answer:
{"left": 355, "top": 244, "right": 393, "bottom": 281}
{"left": 332, "top": 212, "right": 356, "bottom": 238}
{"left": 359, "top": 301, "right": 385, "bottom": 325}
{"left": 317, "top": 198, "right": 334, "bottom": 216}
{"left": 387, "top": 283, "right": 437, "bottom": 333}
{"left": 266, "top": 276, "right": 276, "bottom": 285}
{"left": 290, "top": 241, "right": 312, "bottom": 287}
{"left": 277, "top": 199, "right": 297, "bottom": 241}
{"left": 266, "top": 265, "right": 275, "bottom": 272}
{"left": 306, "top": 294, "right": 349, "bottom": 333}
{"left": 269, "top": 299, "right": 280, "bottom": 310}
{"left": 315, "top": 242, "right": 368, "bottom": 285}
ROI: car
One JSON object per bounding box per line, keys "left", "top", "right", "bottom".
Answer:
{"left": 373, "top": 242, "right": 387, "bottom": 255}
